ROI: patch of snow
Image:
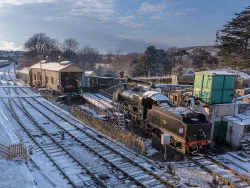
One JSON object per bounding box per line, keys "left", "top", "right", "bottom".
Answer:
{"left": 0, "top": 110, "right": 20, "bottom": 144}
{"left": 0, "top": 158, "right": 36, "bottom": 188}
{"left": 159, "top": 103, "right": 192, "bottom": 115}
{"left": 142, "top": 91, "right": 169, "bottom": 101}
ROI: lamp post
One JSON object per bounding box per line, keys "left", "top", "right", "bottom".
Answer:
{"left": 36, "top": 43, "right": 47, "bottom": 87}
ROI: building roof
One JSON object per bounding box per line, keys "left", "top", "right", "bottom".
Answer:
{"left": 85, "top": 71, "right": 95, "bottom": 77}
{"left": 30, "top": 61, "right": 84, "bottom": 72}
{"left": 224, "top": 114, "right": 250, "bottom": 126}
{"left": 17, "top": 67, "right": 30, "bottom": 74}
{"left": 196, "top": 70, "right": 236, "bottom": 76}
{"left": 142, "top": 91, "right": 169, "bottom": 101}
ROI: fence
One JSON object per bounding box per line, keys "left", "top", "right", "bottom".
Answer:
{"left": 0, "top": 143, "right": 28, "bottom": 162}
{"left": 71, "top": 106, "right": 146, "bottom": 154}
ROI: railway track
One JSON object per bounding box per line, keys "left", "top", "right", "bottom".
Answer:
{"left": 2, "top": 64, "right": 179, "bottom": 187}
{"left": 0, "top": 79, "right": 106, "bottom": 187}
{"left": 9, "top": 63, "right": 250, "bottom": 187}
{"left": 98, "top": 91, "right": 113, "bottom": 100}
{"left": 20, "top": 97, "right": 177, "bottom": 188}
{"left": 169, "top": 144, "right": 250, "bottom": 188}
{"left": 192, "top": 155, "right": 250, "bottom": 188}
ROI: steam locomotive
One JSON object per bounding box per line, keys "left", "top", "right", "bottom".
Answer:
{"left": 113, "top": 87, "right": 211, "bottom": 155}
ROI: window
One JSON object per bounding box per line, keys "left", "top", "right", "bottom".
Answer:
{"left": 174, "top": 96, "right": 178, "bottom": 102}
{"left": 51, "top": 77, "right": 54, "bottom": 84}
{"left": 45, "top": 76, "right": 48, "bottom": 83}
{"left": 244, "top": 125, "right": 250, "bottom": 133}
{"left": 34, "top": 74, "right": 36, "bottom": 80}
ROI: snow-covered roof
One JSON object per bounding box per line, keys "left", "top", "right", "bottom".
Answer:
{"left": 0, "top": 60, "right": 9, "bottom": 63}
{"left": 17, "top": 67, "right": 30, "bottom": 74}
{"left": 224, "top": 114, "right": 250, "bottom": 125}
{"left": 31, "top": 61, "right": 72, "bottom": 71}
{"left": 143, "top": 91, "right": 169, "bottom": 101}
{"left": 85, "top": 71, "right": 95, "bottom": 77}
{"left": 159, "top": 103, "right": 192, "bottom": 115}
{"left": 197, "top": 69, "right": 250, "bottom": 79}
{"left": 197, "top": 70, "right": 236, "bottom": 76}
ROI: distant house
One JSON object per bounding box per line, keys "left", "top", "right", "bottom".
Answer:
{"left": 30, "top": 60, "right": 85, "bottom": 91}
{"left": 83, "top": 71, "right": 97, "bottom": 87}
{"left": 95, "top": 63, "right": 112, "bottom": 71}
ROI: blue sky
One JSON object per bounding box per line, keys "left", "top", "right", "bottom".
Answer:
{"left": 0, "top": 0, "right": 249, "bottom": 53}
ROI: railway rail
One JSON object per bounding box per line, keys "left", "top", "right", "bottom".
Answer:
{"left": 98, "top": 91, "right": 113, "bottom": 100}
{"left": 2, "top": 98, "right": 105, "bottom": 188}
{"left": 19, "top": 94, "right": 177, "bottom": 187}
{"left": 7, "top": 63, "right": 250, "bottom": 188}
{"left": 1, "top": 66, "right": 106, "bottom": 187}
{"left": 169, "top": 144, "right": 250, "bottom": 188}
{"left": 2, "top": 64, "right": 178, "bottom": 187}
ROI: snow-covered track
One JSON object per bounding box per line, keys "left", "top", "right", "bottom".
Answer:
{"left": 192, "top": 156, "right": 250, "bottom": 188}
{"left": 98, "top": 91, "right": 113, "bottom": 100}
{"left": 170, "top": 144, "right": 250, "bottom": 188}
{"left": 7, "top": 98, "right": 106, "bottom": 188}
{"left": 21, "top": 97, "right": 176, "bottom": 188}
{"left": 5, "top": 64, "right": 177, "bottom": 187}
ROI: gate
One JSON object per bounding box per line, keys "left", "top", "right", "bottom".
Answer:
{"left": 0, "top": 143, "right": 28, "bottom": 162}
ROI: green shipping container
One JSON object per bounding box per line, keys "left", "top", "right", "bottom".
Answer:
{"left": 193, "top": 71, "right": 236, "bottom": 104}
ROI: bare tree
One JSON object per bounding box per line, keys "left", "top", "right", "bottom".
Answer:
{"left": 24, "top": 33, "right": 59, "bottom": 61}
{"left": 63, "top": 38, "right": 79, "bottom": 52}
{"left": 78, "top": 46, "right": 102, "bottom": 70}
{"left": 62, "top": 38, "right": 79, "bottom": 61}
{"left": 24, "top": 33, "right": 60, "bottom": 66}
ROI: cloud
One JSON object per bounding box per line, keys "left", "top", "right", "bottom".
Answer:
{"left": 118, "top": 15, "right": 145, "bottom": 28}
{"left": 0, "top": 41, "right": 23, "bottom": 51}
{"left": 69, "top": 0, "right": 115, "bottom": 21}
{"left": 0, "top": 0, "right": 54, "bottom": 7}
{"left": 139, "top": 2, "right": 166, "bottom": 14}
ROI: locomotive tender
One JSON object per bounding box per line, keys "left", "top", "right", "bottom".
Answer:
{"left": 113, "top": 87, "right": 212, "bottom": 154}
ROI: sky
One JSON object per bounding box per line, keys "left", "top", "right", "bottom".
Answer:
{"left": 0, "top": 0, "right": 249, "bottom": 53}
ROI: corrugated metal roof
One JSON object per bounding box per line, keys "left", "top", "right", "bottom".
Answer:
{"left": 224, "top": 114, "right": 250, "bottom": 125}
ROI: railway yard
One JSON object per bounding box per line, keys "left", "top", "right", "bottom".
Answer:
{"left": 0, "top": 63, "right": 250, "bottom": 188}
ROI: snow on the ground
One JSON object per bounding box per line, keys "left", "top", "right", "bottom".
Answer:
{"left": 145, "top": 139, "right": 158, "bottom": 156}
{"left": 0, "top": 110, "right": 20, "bottom": 144}
{"left": 175, "top": 167, "right": 215, "bottom": 187}
{"left": 213, "top": 152, "right": 250, "bottom": 178}
{"left": 0, "top": 157, "right": 37, "bottom": 188}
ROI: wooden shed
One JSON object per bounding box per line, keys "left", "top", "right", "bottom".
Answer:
{"left": 30, "top": 60, "right": 84, "bottom": 91}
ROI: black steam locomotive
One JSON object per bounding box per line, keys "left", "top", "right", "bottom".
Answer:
{"left": 113, "top": 87, "right": 212, "bottom": 155}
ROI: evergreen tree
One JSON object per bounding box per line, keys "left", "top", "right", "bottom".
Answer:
{"left": 144, "top": 46, "right": 158, "bottom": 76}
{"left": 131, "top": 46, "right": 172, "bottom": 77}
{"left": 218, "top": 6, "right": 250, "bottom": 69}
{"left": 191, "top": 48, "right": 218, "bottom": 70}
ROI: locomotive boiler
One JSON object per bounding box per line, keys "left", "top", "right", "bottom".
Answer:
{"left": 113, "top": 87, "right": 212, "bottom": 154}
